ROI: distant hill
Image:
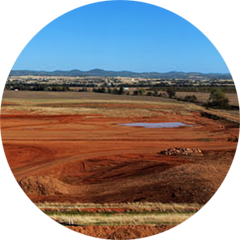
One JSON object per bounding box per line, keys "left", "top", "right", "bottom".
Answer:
{"left": 10, "top": 69, "right": 232, "bottom": 80}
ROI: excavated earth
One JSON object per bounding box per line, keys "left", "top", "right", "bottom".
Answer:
{"left": 1, "top": 93, "right": 239, "bottom": 239}
{"left": 1, "top": 110, "right": 238, "bottom": 204}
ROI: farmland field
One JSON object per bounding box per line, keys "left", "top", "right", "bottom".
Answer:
{"left": 2, "top": 90, "right": 178, "bottom": 102}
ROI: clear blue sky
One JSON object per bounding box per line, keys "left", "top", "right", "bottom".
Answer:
{"left": 13, "top": 0, "right": 229, "bottom": 73}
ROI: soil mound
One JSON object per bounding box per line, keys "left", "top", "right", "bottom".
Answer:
{"left": 18, "top": 176, "right": 70, "bottom": 195}
{"left": 148, "top": 164, "right": 220, "bottom": 204}
{"left": 159, "top": 148, "right": 203, "bottom": 156}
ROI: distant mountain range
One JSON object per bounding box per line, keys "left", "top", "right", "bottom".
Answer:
{"left": 10, "top": 69, "right": 232, "bottom": 80}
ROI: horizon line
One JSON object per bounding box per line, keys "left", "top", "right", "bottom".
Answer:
{"left": 10, "top": 68, "right": 231, "bottom": 75}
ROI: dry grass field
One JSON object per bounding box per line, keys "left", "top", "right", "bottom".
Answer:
{"left": 37, "top": 202, "right": 200, "bottom": 238}
{"left": 2, "top": 90, "right": 177, "bottom": 102}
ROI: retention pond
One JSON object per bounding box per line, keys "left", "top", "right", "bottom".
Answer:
{"left": 118, "top": 122, "right": 193, "bottom": 128}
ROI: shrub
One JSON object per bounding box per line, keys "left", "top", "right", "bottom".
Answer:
{"left": 159, "top": 92, "right": 167, "bottom": 98}
{"left": 146, "top": 91, "right": 153, "bottom": 96}
{"left": 184, "top": 95, "right": 198, "bottom": 103}
{"left": 113, "top": 88, "right": 119, "bottom": 94}
{"left": 207, "top": 89, "right": 230, "bottom": 109}
{"left": 133, "top": 89, "right": 145, "bottom": 96}
{"left": 119, "top": 86, "right": 125, "bottom": 95}
{"left": 166, "top": 88, "right": 176, "bottom": 98}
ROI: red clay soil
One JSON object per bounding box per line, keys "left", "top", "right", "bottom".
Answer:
{"left": 8, "top": 113, "right": 234, "bottom": 203}
{"left": 1, "top": 103, "right": 239, "bottom": 205}
{"left": 14, "top": 149, "right": 232, "bottom": 204}
{"left": 67, "top": 225, "right": 176, "bottom": 239}
{"left": 1, "top": 100, "right": 239, "bottom": 239}
{"left": 0, "top": 110, "right": 234, "bottom": 171}
{"left": 19, "top": 153, "right": 184, "bottom": 188}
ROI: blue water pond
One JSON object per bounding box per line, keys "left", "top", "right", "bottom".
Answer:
{"left": 118, "top": 122, "right": 193, "bottom": 128}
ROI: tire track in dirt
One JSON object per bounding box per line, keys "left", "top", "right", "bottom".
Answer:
{"left": 12, "top": 147, "right": 150, "bottom": 179}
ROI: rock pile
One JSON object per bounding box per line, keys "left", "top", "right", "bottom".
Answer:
{"left": 159, "top": 148, "right": 203, "bottom": 156}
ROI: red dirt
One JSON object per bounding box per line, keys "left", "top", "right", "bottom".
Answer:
{"left": 0, "top": 100, "right": 239, "bottom": 238}
{"left": 1, "top": 106, "right": 238, "bottom": 204}
{"left": 67, "top": 225, "right": 176, "bottom": 239}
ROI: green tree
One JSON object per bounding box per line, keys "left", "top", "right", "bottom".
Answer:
{"left": 113, "top": 88, "right": 119, "bottom": 94}
{"left": 138, "top": 89, "right": 145, "bottom": 96}
{"left": 184, "top": 95, "right": 198, "bottom": 103}
{"left": 133, "top": 90, "right": 139, "bottom": 96}
{"left": 100, "top": 86, "right": 106, "bottom": 93}
{"left": 153, "top": 90, "right": 159, "bottom": 97}
{"left": 133, "top": 89, "right": 145, "bottom": 96}
{"left": 166, "top": 88, "right": 176, "bottom": 98}
{"left": 119, "top": 86, "right": 125, "bottom": 95}
{"left": 208, "top": 89, "right": 230, "bottom": 109}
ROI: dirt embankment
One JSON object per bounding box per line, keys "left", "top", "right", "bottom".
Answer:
{"left": 18, "top": 176, "right": 71, "bottom": 195}
{"left": 16, "top": 150, "right": 235, "bottom": 205}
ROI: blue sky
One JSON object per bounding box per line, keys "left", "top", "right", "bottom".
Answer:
{"left": 12, "top": 0, "right": 229, "bottom": 73}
